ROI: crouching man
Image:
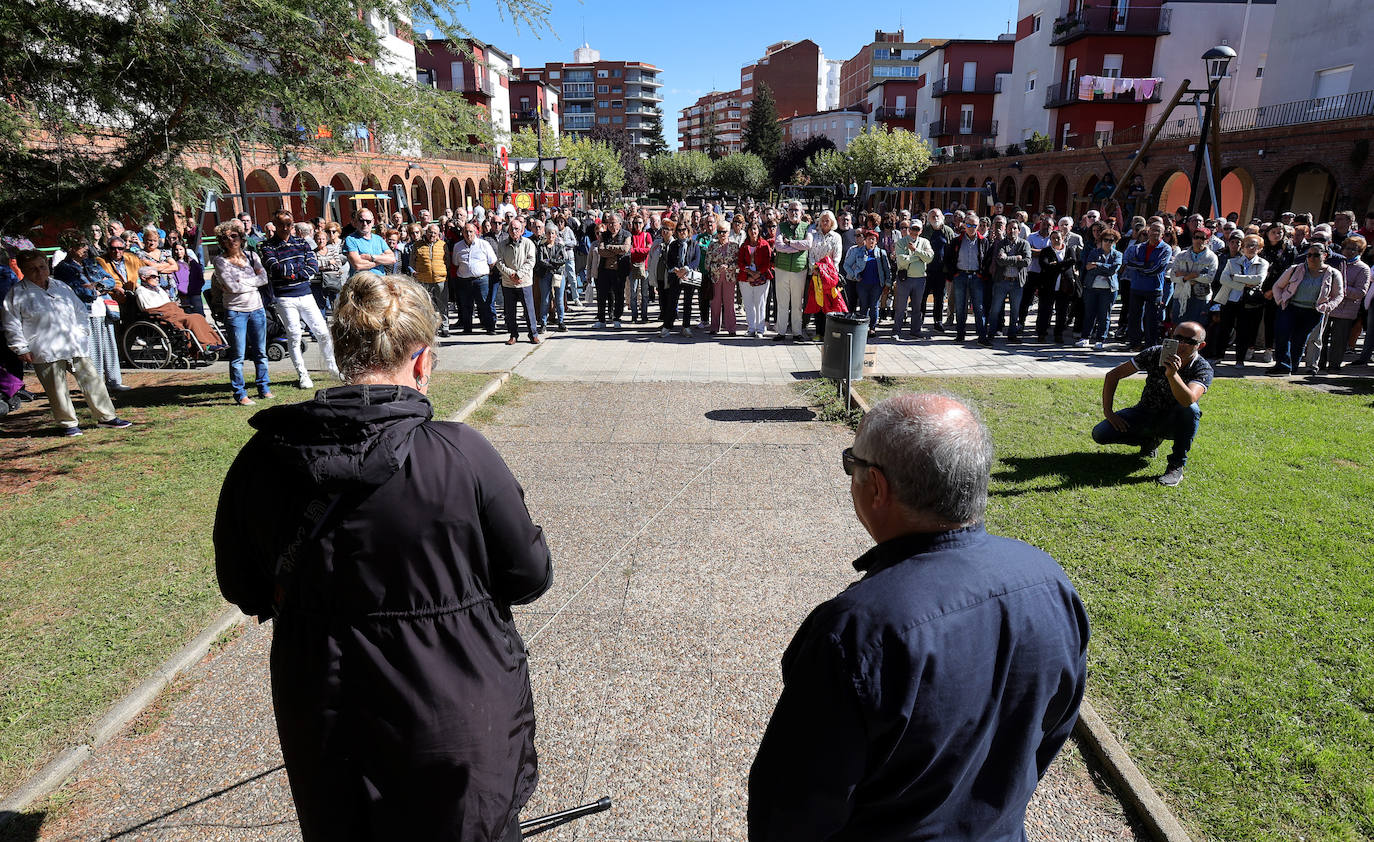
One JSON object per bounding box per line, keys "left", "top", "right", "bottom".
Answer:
{"left": 748, "top": 393, "right": 1089, "bottom": 841}
{"left": 1093, "top": 320, "right": 1212, "bottom": 486}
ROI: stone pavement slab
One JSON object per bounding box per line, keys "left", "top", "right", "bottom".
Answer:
{"left": 22, "top": 382, "right": 1147, "bottom": 841}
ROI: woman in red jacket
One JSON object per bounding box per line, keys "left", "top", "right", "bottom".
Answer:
{"left": 737, "top": 220, "right": 774, "bottom": 338}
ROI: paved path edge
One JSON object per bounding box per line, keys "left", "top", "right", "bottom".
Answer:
{"left": 0, "top": 607, "right": 247, "bottom": 826}
{"left": 1074, "top": 700, "right": 1193, "bottom": 842}
{"left": 446, "top": 371, "right": 512, "bottom": 424}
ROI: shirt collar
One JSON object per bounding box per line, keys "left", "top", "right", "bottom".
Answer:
{"left": 852, "top": 524, "right": 987, "bottom": 576}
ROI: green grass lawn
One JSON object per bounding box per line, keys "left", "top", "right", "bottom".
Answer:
{"left": 854, "top": 375, "right": 1374, "bottom": 842}
{"left": 0, "top": 370, "right": 504, "bottom": 795}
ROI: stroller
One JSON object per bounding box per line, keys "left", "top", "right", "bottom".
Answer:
{"left": 207, "top": 290, "right": 302, "bottom": 362}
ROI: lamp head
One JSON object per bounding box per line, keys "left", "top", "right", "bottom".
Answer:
{"left": 1203, "top": 45, "right": 1236, "bottom": 82}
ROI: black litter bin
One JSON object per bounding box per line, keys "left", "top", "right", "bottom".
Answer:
{"left": 820, "top": 313, "right": 868, "bottom": 381}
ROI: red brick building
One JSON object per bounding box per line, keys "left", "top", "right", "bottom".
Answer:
{"left": 678, "top": 90, "right": 744, "bottom": 155}
{"left": 922, "top": 39, "right": 1015, "bottom": 149}
{"left": 840, "top": 30, "right": 944, "bottom": 110}
{"left": 742, "top": 40, "right": 826, "bottom": 121}
{"left": 521, "top": 44, "right": 663, "bottom": 152}
{"left": 415, "top": 39, "right": 516, "bottom": 147}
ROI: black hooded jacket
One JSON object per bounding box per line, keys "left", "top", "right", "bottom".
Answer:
{"left": 214, "top": 384, "right": 552, "bottom": 841}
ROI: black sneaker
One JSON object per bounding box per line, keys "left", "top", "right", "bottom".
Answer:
{"left": 16, "top": 389, "right": 35, "bottom": 402}
{"left": 1158, "top": 464, "right": 1185, "bottom": 487}
{"left": 1140, "top": 438, "right": 1162, "bottom": 459}
{"left": 98, "top": 417, "right": 134, "bottom": 429}
{"left": 977, "top": 337, "right": 993, "bottom": 348}
{"left": 60, "top": 426, "right": 83, "bottom": 437}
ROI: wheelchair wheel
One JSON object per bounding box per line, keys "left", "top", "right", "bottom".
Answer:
{"left": 266, "top": 342, "right": 285, "bottom": 362}
{"left": 122, "top": 321, "right": 174, "bottom": 369}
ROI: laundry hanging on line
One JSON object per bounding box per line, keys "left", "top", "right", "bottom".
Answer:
{"left": 1076, "top": 75, "right": 1163, "bottom": 101}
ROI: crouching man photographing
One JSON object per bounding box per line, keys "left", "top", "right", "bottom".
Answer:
{"left": 748, "top": 394, "right": 1089, "bottom": 842}
{"left": 1093, "top": 320, "right": 1212, "bottom": 487}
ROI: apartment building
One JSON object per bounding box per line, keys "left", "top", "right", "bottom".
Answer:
{"left": 416, "top": 39, "right": 515, "bottom": 148}
{"left": 781, "top": 109, "right": 867, "bottom": 150}
{"left": 678, "top": 90, "right": 744, "bottom": 156}
{"left": 521, "top": 44, "right": 664, "bottom": 151}
{"left": 840, "top": 30, "right": 947, "bottom": 110}
{"left": 916, "top": 38, "right": 1015, "bottom": 152}
{"left": 741, "top": 40, "right": 841, "bottom": 121}
{"left": 509, "top": 77, "right": 561, "bottom": 141}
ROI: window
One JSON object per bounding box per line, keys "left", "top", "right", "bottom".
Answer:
{"left": 567, "top": 70, "right": 592, "bottom": 82}
{"left": 451, "top": 62, "right": 465, "bottom": 91}
{"left": 1102, "top": 54, "right": 1123, "bottom": 78}
{"left": 847, "top": 119, "right": 855, "bottom": 129}
{"left": 597, "top": 85, "right": 609, "bottom": 93}
{"left": 1032, "top": 13, "right": 1042, "bottom": 33}
{"left": 874, "top": 48, "right": 891, "bottom": 60}
{"left": 1026, "top": 71, "right": 1037, "bottom": 93}
{"left": 960, "top": 104, "right": 974, "bottom": 133}
{"left": 742, "top": 86, "right": 753, "bottom": 95}
{"left": 742, "top": 72, "right": 753, "bottom": 82}
{"left": 597, "top": 101, "right": 609, "bottom": 108}
{"left": 1094, "top": 121, "right": 1114, "bottom": 147}
{"left": 612, "top": 69, "right": 622, "bottom": 77}
{"left": 612, "top": 87, "right": 622, "bottom": 93}
{"left": 612, "top": 100, "right": 623, "bottom": 108}
{"left": 598, "top": 116, "right": 611, "bottom": 124}
{"left": 1313, "top": 65, "right": 1353, "bottom": 109}
{"left": 519, "top": 97, "right": 530, "bottom": 111}
{"left": 597, "top": 69, "right": 609, "bottom": 78}
{"left": 549, "top": 71, "right": 560, "bottom": 80}
{"left": 962, "top": 62, "right": 977, "bottom": 92}
{"left": 612, "top": 115, "right": 624, "bottom": 124}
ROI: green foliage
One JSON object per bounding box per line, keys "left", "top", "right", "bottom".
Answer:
{"left": 742, "top": 83, "right": 782, "bottom": 167}
{"left": 508, "top": 124, "right": 560, "bottom": 190}
{"left": 803, "top": 125, "right": 931, "bottom": 188}
{"left": 588, "top": 124, "right": 645, "bottom": 196}
{"left": 645, "top": 151, "right": 714, "bottom": 199}
{"left": 0, "top": 0, "right": 547, "bottom": 235}
{"left": 712, "top": 153, "right": 769, "bottom": 198}
{"left": 1026, "top": 131, "right": 1054, "bottom": 154}
{"left": 561, "top": 137, "right": 625, "bottom": 202}
{"left": 641, "top": 114, "right": 670, "bottom": 159}
{"left": 773, "top": 137, "right": 836, "bottom": 187}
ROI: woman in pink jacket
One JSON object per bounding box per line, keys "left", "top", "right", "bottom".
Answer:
{"left": 1267, "top": 242, "right": 1344, "bottom": 376}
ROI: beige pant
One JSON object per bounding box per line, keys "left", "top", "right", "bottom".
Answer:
{"left": 32, "top": 357, "right": 118, "bottom": 428}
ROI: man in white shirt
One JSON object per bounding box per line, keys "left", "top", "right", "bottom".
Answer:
{"left": 450, "top": 223, "right": 499, "bottom": 334}
{"left": 3, "top": 251, "right": 131, "bottom": 436}
{"left": 496, "top": 193, "right": 518, "bottom": 222}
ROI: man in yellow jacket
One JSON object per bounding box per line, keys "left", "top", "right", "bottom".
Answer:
{"left": 412, "top": 223, "right": 450, "bottom": 337}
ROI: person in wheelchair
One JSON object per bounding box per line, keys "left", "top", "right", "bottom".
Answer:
{"left": 129, "top": 270, "right": 226, "bottom": 354}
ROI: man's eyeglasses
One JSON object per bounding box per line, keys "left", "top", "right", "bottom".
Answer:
{"left": 841, "top": 447, "right": 881, "bottom": 477}
{"left": 1171, "top": 334, "right": 1200, "bottom": 346}
{"left": 359, "top": 218, "right": 374, "bottom": 224}
{"left": 962, "top": 223, "right": 977, "bottom": 229}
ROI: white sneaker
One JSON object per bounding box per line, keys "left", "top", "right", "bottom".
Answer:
{"left": 682, "top": 327, "right": 693, "bottom": 338}
{"left": 298, "top": 374, "right": 314, "bottom": 389}
{"left": 593, "top": 321, "right": 605, "bottom": 329}
{"left": 1074, "top": 339, "right": 1089, "bottom": 348}
{"left": 1093, "top": 342, "right": 1105, "bottom": 351}
{"left": 660, "top": 327, "right": 670, "bottom": 338}
{"left": 614, "top": 321, "right": 623, "bottom": 329}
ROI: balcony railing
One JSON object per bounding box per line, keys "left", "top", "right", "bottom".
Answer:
{"left": 1044, "top": 75, "right": 1164, "bottom": 109}
{"left": 931, "top": 76, "right": 1004, "bottom": 97}
{"left": 1050, "top": 6, "right": 1171, "bottom": 46}
{"left": 562, "top": 83, "right": 594, "bottom": 99}
{"left": 929, "top": 119, "right": 998, "bottom": 138}
{"left": 874, "top": 107, "right": 915, "bottom": 122}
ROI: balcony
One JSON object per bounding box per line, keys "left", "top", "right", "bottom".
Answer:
{"left": 874, "top": 107, "right": 916, "bottom": 122}
{"left": 1044, "top": 75, "right": 1164, "bottom": 109}
{"left": 931, "top": 76, "right": 1004, "bottom": 97}
{"left": 628, "top": 89, "right": 664, "bottom": 102}
{"left": 563, "top": 114, "right": 594, "bottom": 131}
{"left": 928, "top": 119, "right": 998, "bottom": 139}
{"left": 626, "top": 73, "right": 662, "bottom": 87}
{"left": 1049, "top": 6, "right": 1171, "bottom": 46}
{"left": 562, "top": 82, "right": 594, "bottom": 100}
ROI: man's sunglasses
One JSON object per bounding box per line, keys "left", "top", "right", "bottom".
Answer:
{"left": 359, "top": 218, "right": 374, "bottom": 224}
{"left": 841, "top": 447, "right": 882, "bottom": 476}
{"left": 1171, "top": 334, "right": 1200, "bottom": 346}
{"left": 1191, "top": 234, "right": 1207, "bottom": 240}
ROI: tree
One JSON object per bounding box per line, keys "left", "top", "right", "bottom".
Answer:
{"left": 641, "top": 111, "right": 670, "bottom": 159}
{"left": 508, "top": 124, "right": 561, "bottom": 190}
{"left": 0, "top": 0, "right": 543, "bottom": 236}
{"left": 704, "top": 113, "right": 722, "bottom": 161}
{"left": 712, "top": 153, "right": 769, "bottom": 198}
{"left": 772, "top": 137, "right": 836, "bottom": 187}
{"left": 645, "top": 151, "right": 712, "bottom": 199}
{"left": 1026, "top": 132, "right": 1054, "bottom": 154}
{"left": 589, "top": 124, "right": 646, "bottom": 197}
{"left": 741, "top": 83, "right": 782, "bottom": 168}
{"left": 804, "top": 125, "right": 931, "bottom": 188}
{"left": 561, "top": 137, "right": 624, "bottom": 203}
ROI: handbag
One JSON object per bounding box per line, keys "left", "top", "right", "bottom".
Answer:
{"left": 679, "top": 268, "right": 702, "bottom": 288}
{"left": 631, "top": 262, "right": 648, "bottom": 281}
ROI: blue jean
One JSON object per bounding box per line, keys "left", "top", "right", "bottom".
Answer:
{"left": 503, "top": 285, "right": 538, "bottom": 339}
{"left": 1272, "top": 305, "right": 1323, "bottom": 372}
{"left": 535, "top": 270, "right": 555, "bottom": 330}
{"left": 1092, "top": 402, "right": 1202, "bottom": 467}
{"left": 950, "top": 272, "right": 985, "bottom": 338}
{"left": 988, "top": 279, "right": 1025, "bottom": 339}
{"left": 893, "top": 275, "right": 926, "bottom": 337}
{"left": 628, "top": 274, "right": 651, "bottom": 321}
{"left": 1081, "top": 287, "right": 1115, "bottom": 342}
{"left": 1126, "top": 288, "right": 1162, "bottom": 347}
{"left": 225, "top": 307, "right": 269, "bottom": 400}
{"left": 450, "top": 275, "right": 495, "bottom": 333}
{"left": 856, "top": 282, "right": 883, "bottom": 331}
{"left": 1171, "top": 295, "right": 1208, "bottom": 327}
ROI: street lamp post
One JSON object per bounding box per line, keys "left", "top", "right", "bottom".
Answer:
{"left": 523, "top": 106, "right": 547, "bottom": 211}
{"left": 1188, "top": 45, "right": 1236, "bottom": 217}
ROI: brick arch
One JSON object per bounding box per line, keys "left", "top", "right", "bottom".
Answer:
{"left": 194, "top": 167, "right": 235, "bottom": 235}
{"left": 1020, "top": 175, "right": 1041, "bottom": 211}
{"left": 411, "top": 176, "right": 428, "bottom": 213}
{"left": 998, "top": 176, "right": 1017, "bottom": 208}
{"left": 1266, "top": 162, "right": 1338, "bottom": 220}
{"left": 1045, "top": 174, "right": 1069, "bottom": 217}
{"left": 244, "top": 169, "right": 281, "bottom": 226}
{"left": 449, "top": 178, "right": 463, "bottom": 211}
{"left": 328, "top": 173, "right": 354, "bottom": 224}
{"left": 465, "top": 179, "right": 477, "bottom": 209}
{"left": 1216, "top": 166, "right": 1256, "bottom": 223}
{"left": 288, "top": 171, "right": 322, "bottom": 221}
{"left": 1152, "top": 170, "right": 1192, "bottom": 219}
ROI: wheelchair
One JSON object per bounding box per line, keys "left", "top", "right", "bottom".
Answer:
{"left": 117, "top": 294, "right": 228, "bottom": 370}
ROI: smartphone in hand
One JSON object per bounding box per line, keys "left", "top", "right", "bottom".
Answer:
{"left": 1160, "top": 338, "right": 1180, "bottom": 368}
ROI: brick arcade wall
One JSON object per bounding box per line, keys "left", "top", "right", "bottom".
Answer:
{"left": 913, "top": 117, "right": 1374, "bottom": 222}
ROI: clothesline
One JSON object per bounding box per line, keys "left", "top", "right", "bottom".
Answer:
{"left": 1077, "top": 74, "right": 1161, "bottom": 102}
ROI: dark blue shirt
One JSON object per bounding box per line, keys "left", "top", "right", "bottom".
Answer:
{"left": 749, "top": 526, "right": 1089, "bottom": 842}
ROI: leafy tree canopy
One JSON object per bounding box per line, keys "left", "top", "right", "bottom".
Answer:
{"left": 741, "top": 82, "right": 782, "bottom": 168}
{"left": 772, "top": 136, "right": 836, "bottom": 187}
{"left": 803, "top": 125, "right": 931, "bottom": 189}
{"left": 645, "top": 151, "right": 712, "bottom": 199}
{"left": 589, "top": 124, "right": 646, "bottom": 197}
{"left": 561, "top": 137, "right": 624, "bottom": 202}
{"left": 0, "top": 0, "right": 549, "bottom": 235}
{"left": 712, "top": 153, "right": 769, "bottom": 198}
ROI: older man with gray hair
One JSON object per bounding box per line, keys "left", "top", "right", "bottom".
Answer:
{"left": 749, "top": 393, "right": 1089, "bottom": 841}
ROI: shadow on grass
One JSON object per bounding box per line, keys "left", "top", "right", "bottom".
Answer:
{"left": 0, "top": 382, "right": 232, "bottom": 439}
{"left": 0, "top": 809, "right": 44, "bottom": 842}
{"left": 993, "top": 451, "right": 1158, "bottom": 494}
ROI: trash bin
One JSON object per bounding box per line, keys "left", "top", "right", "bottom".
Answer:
{"left": 820, "top": 313, "right": 868, "bottom": 381}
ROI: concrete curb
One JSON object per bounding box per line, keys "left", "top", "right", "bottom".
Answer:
{"left": 0, "top": 607, "right": 247, "bottom": 824}
{"left": 1074, "top": 700, "right": 1193, "bottom": 842}
{"left": 446, "top": 371, "right": 513, "bottom": 424}
{"left": 839, "top": 383, "right": 1188, "bottom": 842}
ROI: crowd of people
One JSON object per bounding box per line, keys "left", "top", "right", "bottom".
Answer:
{"left": 2, "top": 190, "right": 1371, "bottom": 433}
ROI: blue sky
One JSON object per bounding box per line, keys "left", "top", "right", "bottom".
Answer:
{"left": 427, "top": 0, "right": 1021, "bottom": 148}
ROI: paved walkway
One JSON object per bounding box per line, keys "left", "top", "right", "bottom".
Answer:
{"left": 25, "top": 382, "right": 1145, "bottom": 841}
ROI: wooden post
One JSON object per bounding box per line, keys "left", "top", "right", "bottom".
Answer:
{"left": 1107, "top": 79, "right": 1192, "bottom": 205}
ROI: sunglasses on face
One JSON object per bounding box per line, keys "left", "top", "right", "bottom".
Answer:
{"left": 841, "top": 447, "right": 880, "bottom": 477}
{"left": 359, "top": 218, "right": 374, "bottom": 224}
{"left": 1192, "top": 235, "right": 1207, "bottom": 240}
{"left": 1172, "top": 334, "right": 1200, "bottom": 345}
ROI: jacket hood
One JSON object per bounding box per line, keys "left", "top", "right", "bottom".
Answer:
{"left": 248, "top": 384, "right": 433, "bottom": 489}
